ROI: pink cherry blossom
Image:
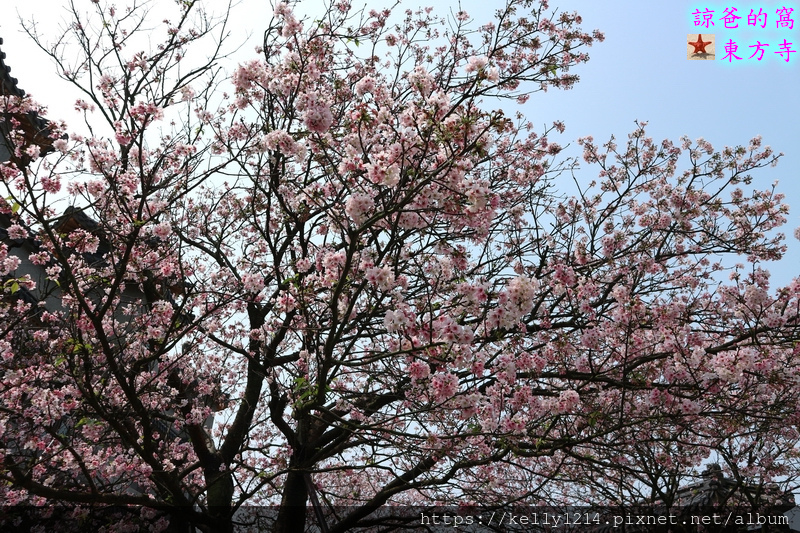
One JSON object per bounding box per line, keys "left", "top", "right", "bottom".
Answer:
{"left": 302, "top": 100, "right": 333, "bottom": 134}
{"left": 152, "top": 222, "right": 171, "bottom": 240}
{"left": 465, "top": 55, "right": 488, "bottom": 73}
{"left": 0, "top": 1, "right": 796, "bottom": 531}
{"left": 431, "top": 372, "right": 459, "bottom": 402}
{"left": 6, "top": 225, "right": 27, "bottom": 240}
{"left": 345, "top": 193, "right": 375, "bottom": 224}
{"left": 365, "top": 266, "right": 395, "bottom": 291}
{"left": 240, "top": 272, "right": 265, "bottom": 293}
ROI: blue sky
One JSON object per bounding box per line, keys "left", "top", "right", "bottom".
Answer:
{"left": 2, "top": 0, "right": 798, "bottom": 285}
{"left": 489, "top": 0, "right": 800, "bottom": 286}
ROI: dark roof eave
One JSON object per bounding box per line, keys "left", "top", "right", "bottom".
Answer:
{"left": 0, "top": 37, "right": 26, "bottom": 98}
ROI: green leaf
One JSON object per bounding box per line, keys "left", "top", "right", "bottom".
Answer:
{"left": 4, "top": 195, "right": 20, "bottom": 214}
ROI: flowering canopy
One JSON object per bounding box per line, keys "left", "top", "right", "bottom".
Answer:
{"left": 1, "top": 0, "right": 798, "bottom": 532}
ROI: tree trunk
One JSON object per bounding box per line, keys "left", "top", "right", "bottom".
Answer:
{"left": 274, "top": 467, "right": 308, "bottom": 533}
{"left": 204, "top": 454, "right": 235, "bottom": 533}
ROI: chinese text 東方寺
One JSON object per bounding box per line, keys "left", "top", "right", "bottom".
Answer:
{"left": 720, "top": 38, "right": 796, "bottom": 61}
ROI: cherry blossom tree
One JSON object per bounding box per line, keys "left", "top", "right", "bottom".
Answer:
{"left": 2, "top": 0, "right": 799, "bottom": 531}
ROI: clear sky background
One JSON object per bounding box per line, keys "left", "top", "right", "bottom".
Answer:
{"left": 2, "top": 0, "right": 798, "bottom": 286}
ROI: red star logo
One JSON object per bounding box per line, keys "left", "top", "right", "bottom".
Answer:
{"left": 689, "top": 34, "right": 712, "bottom": 54}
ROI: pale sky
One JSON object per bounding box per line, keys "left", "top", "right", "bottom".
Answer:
{"left": 2, "top": 0, "right": 798, "bottom": 286}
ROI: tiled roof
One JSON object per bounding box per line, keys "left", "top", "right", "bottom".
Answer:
{"left": 0, "top": 37, "right": 26, "bottom": 98}
{"left": 0, "top": 37, "right": 60, "bottom": 159}
{"left": 1, "top": 206, "right": 110, "bottom": 269}
{"left": 587, "top": 465, "right": 795, "bottom": 533}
